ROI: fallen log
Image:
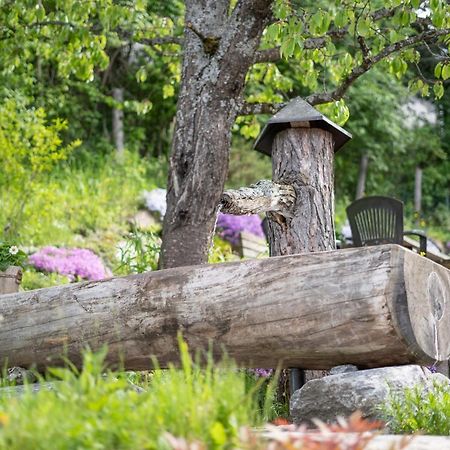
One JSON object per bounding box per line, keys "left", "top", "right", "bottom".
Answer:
{"left": 0, "top": 244, "right": 449, "bottom": 371}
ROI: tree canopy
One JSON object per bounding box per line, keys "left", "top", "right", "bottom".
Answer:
{"left": 0, "top": 0, "right": 449, "bottom": 266}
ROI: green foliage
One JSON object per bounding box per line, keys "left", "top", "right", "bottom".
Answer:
{"left": 0, "top": 150, "right": 157, "bottom": 247}
{"left": 0, "top": 99, "right": 80, "bottom": 239}
{"left": 382, "top": 380, "right": 450, "bottom": 435}
{"left": 20, "top": 268, "right": 70, "bottom": 291}
{"left": 116, "top": 228, "right": 161, "bottom": 274}
{"left": 208, "top": 236, "right": 235, "bottom": 264}
{"left": 0, "top": 242, "right": 26, "bottom": 271}
{"left": 0, "top": 341, "right": 268, "bottom": 449}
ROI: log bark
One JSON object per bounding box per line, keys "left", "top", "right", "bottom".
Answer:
{"left": 264, "top": 127, "right": 336, "bottom": 384}
{"left": 0, "top": 245, "right": 449, "bottom": 372}
{"left": 221, "top": 180, "right": 296, "bottom": 215}
{"left": 266, "top": 128, "right": 335, "bottom": 256}
{"left": 160, "top": 0, "right": 273, "bottom": 269}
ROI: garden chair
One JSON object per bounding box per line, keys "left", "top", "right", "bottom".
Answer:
{"left": 346, "top": 196, "right": 427, "bottom": 256}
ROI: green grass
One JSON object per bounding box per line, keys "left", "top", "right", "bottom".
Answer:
{"left": 381, "top": 379, "right": 450, "bottom": 435}
{"left": 0, "top": 340, "right": 276, "bottom": 449}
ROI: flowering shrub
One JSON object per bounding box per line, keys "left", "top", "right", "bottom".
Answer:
{"left": 217, "top": 213, "right": 265, "bottom": 246}
{"left": 0, "top": 242, "right": 27, "bottom": 271}
{"left": 28, "top": 247, "right": 111, "bottom": 281}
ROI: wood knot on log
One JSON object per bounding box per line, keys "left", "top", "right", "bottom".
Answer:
{"left": 221, "top": 180, "right": 296, "bottom": 216}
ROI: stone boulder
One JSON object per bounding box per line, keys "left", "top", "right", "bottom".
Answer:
{"left": 290, "top": 365, "right": 449, "bottom": 425}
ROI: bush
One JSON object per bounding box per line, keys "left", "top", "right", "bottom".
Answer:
{"left": 381, "top": 379, "right": 450, "bottom": 435}
{"left": 28, "top": 246, "right": 111, "bottom": 281}
{"left": 20, "top": 268, "right": 70, "bottom": 291}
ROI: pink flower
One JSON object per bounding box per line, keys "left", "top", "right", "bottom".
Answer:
{"left": 29, "top": 247, "right": 111, "bottom": 281}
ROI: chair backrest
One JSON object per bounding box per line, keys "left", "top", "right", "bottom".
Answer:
{"left": 346, "top": 196, "right": 404, "bottom": 247}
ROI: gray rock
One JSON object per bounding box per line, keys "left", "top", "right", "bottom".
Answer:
{"left": 290, "top": 365, "right": 430, "bottom": 425}
{"left": 329, "top": 364, "right": 358, "bottom": 375}
{"left": 7, "top": 367, "right": 38, "bottom": 385}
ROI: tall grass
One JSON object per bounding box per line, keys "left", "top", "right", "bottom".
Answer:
{"left": 0, "top": 340, "right": 274, "bottom": 449}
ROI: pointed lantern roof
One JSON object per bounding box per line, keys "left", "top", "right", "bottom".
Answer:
{"left": 254, "top": 97, "right": 352, "bottom": 156}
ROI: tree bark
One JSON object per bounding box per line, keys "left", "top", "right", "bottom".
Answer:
{"left": 112, "top": 87, "right": 125, "bottom": 158}
{"left": 266, "top": 127, "right": 335, "bottom": 256}
{"left": 414, "top": 165, "right": 423, "bottom": 222}
{"left": 0, "top": 245, "right": 449, "bottom": 372}
{"left": 356, "top": 152, "right": 369, "bottom": 200}
{"left": 160, "top": 0, "right": 273, "bottom": 269}
{"left": 265, "top": 127, "right": 335, "bottom": 385}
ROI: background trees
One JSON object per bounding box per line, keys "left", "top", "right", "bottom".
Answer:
{"left": 0, "top": 0, "right": 449, "bottom": 265}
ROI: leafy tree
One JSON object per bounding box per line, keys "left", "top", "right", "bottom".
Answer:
{"left": 0, "top": 0, "right": 449, "bottom": 267}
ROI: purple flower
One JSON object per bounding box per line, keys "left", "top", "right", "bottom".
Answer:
{"left": 29, "top": 247, "right": 111, "bottom": 281}
{"left": 216, "top": 213, "right": 265, "bottom": 246}
{"left": 250, "top": 368, "right": 274, "bottom": 378}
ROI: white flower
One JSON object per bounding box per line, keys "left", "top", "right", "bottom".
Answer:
{"left": 8, "top": 246, "right": 19, "bottom": 255}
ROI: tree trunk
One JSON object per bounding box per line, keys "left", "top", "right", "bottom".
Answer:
{"left": 112, "top": 87, "right": 125, "bottom": 158}
{"left": 0, "top": 245, "right": 449, "bottom": 372}
{"left": 414, "top": 165, "right": 423, "bottom": 223}
{"left": 356, "top": 152, "right": 369, "bottom": 200}
{"left": 160, "top": 0, "right": 273, "bottom": 269}
{"left": 266, "top": 127, "right": 335, "bottom": 256}
{"left": 265, "top": 127, "right": 335, "bottom": 386}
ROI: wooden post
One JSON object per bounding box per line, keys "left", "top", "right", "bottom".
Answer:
{"left": 266, "top": 127, "right": 335, "bottom": 255}
{"left": 253, "top": 98, "right": 351, "bottom": 387}
{"left": 0, "top": 266, "right": 22, "bottom": 295}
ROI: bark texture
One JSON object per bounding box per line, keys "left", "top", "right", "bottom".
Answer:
{"left": 0, "top": 245, "right": 449, "bottom": 372}
{"left": 265, "top": 127, "right": 335, "bottom": 384}
{"left": 221, "top": 180, "right": 295, "bottom": 215}
{"left": 112, "top": 87, "right": 125, "bottom": 157}
{"left": 414, "top": 165, "right": 423, "bottom": 220}
{"left": 160, "top": 0, "right": 273, "bottom": 268}
{"left": 266, "top": 128, "right": 335, "bottom": 256}
{"left": 0, "top": 267, "right": 21, "bottom": 295}
{"left": 356, "top": 152, "right": 369, "bottom": 200}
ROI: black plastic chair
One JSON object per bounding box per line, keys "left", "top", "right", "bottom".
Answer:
{"left": 346, "top": 196, "right": 427, "bottom": 256}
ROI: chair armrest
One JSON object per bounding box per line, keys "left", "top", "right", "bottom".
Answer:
{"left": 403, "top": 230, "right": 427, "bottom": 256}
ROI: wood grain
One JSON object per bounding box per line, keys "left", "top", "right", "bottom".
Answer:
{"left": 0, "top": 245, "right": 448, "bottom": 371}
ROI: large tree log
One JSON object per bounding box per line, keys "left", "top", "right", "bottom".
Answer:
{"left": 0, "top": 245, "right": 449, "bottom": 371}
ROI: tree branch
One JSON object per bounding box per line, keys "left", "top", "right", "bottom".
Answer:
{"left": 129, "top": 35, "right": 183, "bottom": 47}
{"left": 306, "top": 27, "right": 450, "bottom": 105}
{"left": 221, "top": 180, "right": 296, "bottom": 216}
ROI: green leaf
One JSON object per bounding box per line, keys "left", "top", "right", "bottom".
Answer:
{"left": 434, "top": 62, "right": 443, "bottom": 78}
{"left": 136, "top": 67, "right": 147, "bottom": 83}
{"left": 265, "top": 23, "right": 280, "bottom": 42}
{"left": 210, "top": 422, "right": 227, "bottom": 446}
{"left": 280, "top": 37, "right": 295, "bottom": 58}
{"left": 442, "top": 64, "right": 450, "bottom": 81}
{"left": 162, "top": 84, "right": 175, "bottom": 98}
{"left": 334, "top": 10, "right": 348, "bottom": 28}
{"left": 357, "top": 18, "right": 371, "bottom": 37}
{"left": 433, "top": 81, "right": 444, "bottom": 99}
